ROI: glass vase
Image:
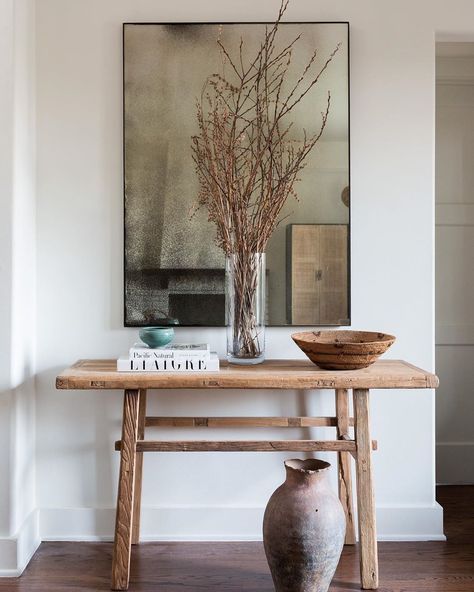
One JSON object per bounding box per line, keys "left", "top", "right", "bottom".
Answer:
{"left": 226, "top": 252, "right": 265, "bottom": 365}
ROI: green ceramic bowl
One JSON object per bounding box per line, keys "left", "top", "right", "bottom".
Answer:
{"left": 139, "top": 326, "right": 175, "bottom": 348}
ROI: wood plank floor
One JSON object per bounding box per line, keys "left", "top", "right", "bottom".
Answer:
{"left": 1, "top": 486, "right": 473, "bottom": 591}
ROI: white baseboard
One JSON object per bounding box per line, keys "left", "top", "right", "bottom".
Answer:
{"left": 437, "top": 442, "right": 474, "bottom": 484}
{"left": 40, "top": 507, "right": 265, "bottom": 542}
{"left": 0, "top": 503, "right": 444, "bottom": 577}
{"left": 376, "top": 502, "right": 445, "bottom": 541}
{"left": 40, "top": 504, "right": 445, "bottom": 543}
{"left": 0, "top": 509, "right": 40, "bottom": 577}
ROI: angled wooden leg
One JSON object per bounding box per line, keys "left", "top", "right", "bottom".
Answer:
{"left": 336, "top": 388, "right": 356, "bottom": 545}
{"left": 132, "top": 389, "right": 147, "bottom": 545}
{"left": 353, "top": 388, "right": 378, "bottom": 589}
{"left": 111, "top": 389, "right": 140, "bottom": 591}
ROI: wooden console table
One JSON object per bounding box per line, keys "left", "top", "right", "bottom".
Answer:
{"left": 56, "top": 359, "right": 438, "bottom": 591}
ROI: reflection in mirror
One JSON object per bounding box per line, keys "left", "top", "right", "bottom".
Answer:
{"left": 124, "top": 22, "right": 350, "bottom": 326}
{"left": 286, "top": 224, "right": 349, "bottom": 325}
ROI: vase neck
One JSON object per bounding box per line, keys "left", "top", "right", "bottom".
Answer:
{"left": 284, "top": 459, "right": 331, "bottom": 488}
{"left": 226, "top": 252, "right": 265, "bottom": 262}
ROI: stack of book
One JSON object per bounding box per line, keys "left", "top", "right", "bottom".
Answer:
{"left": 117, "top": 342, "right": 220, "bottom": 372}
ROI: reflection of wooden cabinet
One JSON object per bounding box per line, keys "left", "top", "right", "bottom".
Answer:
{"left": 287, "top": 224, "right": 349, "bottom": 325}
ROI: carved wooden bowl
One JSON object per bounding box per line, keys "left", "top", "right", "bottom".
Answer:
{"left": 291, "top": 330, "right": 396, "bottom": 370}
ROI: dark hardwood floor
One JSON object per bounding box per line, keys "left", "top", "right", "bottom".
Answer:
{"left": 1, "top": 486, "right": 473, "bottom": 591}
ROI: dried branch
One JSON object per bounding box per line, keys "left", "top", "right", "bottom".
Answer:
{"left": 191, "top": 0, "right": 340, "bottom": 358}
{"left": 191, "top": 0, "right": 340, "bottom": 256}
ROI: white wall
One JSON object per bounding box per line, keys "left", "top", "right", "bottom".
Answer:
{"left": 436, "top": 48, "right": 474, "bottom": 483}
{"left": 0, "top": 0, "right": 39, "bottom": 576}
{"left": 33, "top": 0, "right": 445, "bottom": 546}
{"left": 0, "top": 0, "right": 15, "bottom": 543}
{"left": 5, "top": 0, "right": 474, "bottom": 573}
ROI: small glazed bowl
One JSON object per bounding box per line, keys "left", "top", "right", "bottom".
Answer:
{"left": 139, "top": 326, "right": 175, "bottom": 348}
{"left": 291, "top": 330, "right": 396, "bottom": 370}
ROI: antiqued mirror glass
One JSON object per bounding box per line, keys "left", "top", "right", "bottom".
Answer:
{"left": 124, "top": 22, "right": 350, "bottom": 326}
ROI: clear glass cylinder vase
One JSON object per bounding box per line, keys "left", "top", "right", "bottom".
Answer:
{"left": 226, "top": 252, "right": 265, "bottom": 365}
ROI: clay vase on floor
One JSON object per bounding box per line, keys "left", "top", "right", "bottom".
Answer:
{"left": 263, "top": 459, "right": 345, "bottom": 592}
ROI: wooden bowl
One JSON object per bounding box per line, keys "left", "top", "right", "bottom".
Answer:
{"left": 291, "top": 330, "right": 396, "bottom": 370}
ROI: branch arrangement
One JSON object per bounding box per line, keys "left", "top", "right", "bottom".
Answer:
{"left": 191, "top": 0, "right": 340, "bottom": 360}
{"left": 191, "top": 0, "right": 340, "bottom": 257}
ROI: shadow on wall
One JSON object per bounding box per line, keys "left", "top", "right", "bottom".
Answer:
{"left": 34, "top": 365, "right": 342, "bottom": 540}
{"left": 0, "top": 374, "right": 36, "bottom": 539}
{"left": 36, "top": 367, "right": 120, "bottom": 520}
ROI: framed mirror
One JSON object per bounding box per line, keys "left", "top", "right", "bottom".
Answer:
{"left": 123, "top": 22, "right": 350, "bottom": 326}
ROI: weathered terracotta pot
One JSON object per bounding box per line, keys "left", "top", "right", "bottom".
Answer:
{"left": 263, "top": 459, "right": 345, "bottom": 592}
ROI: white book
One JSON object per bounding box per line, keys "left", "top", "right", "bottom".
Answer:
{"left": 117, "top": 352, "right": 219, "bottom": 372}
{"left": 129, "top": 342, "right": 211, "bottom": 360}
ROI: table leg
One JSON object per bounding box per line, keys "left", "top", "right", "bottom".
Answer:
{"left": 111, "top": 389, "right": 140, "bottom": 591}
{"left": 132, "top": 389, "right": 147, "bottom": 545}
{"left": 353, "top": 388, "right": 378, "bottom": 589}
{"left": 336, "top": 388, "right": 356, "bottom": 545}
